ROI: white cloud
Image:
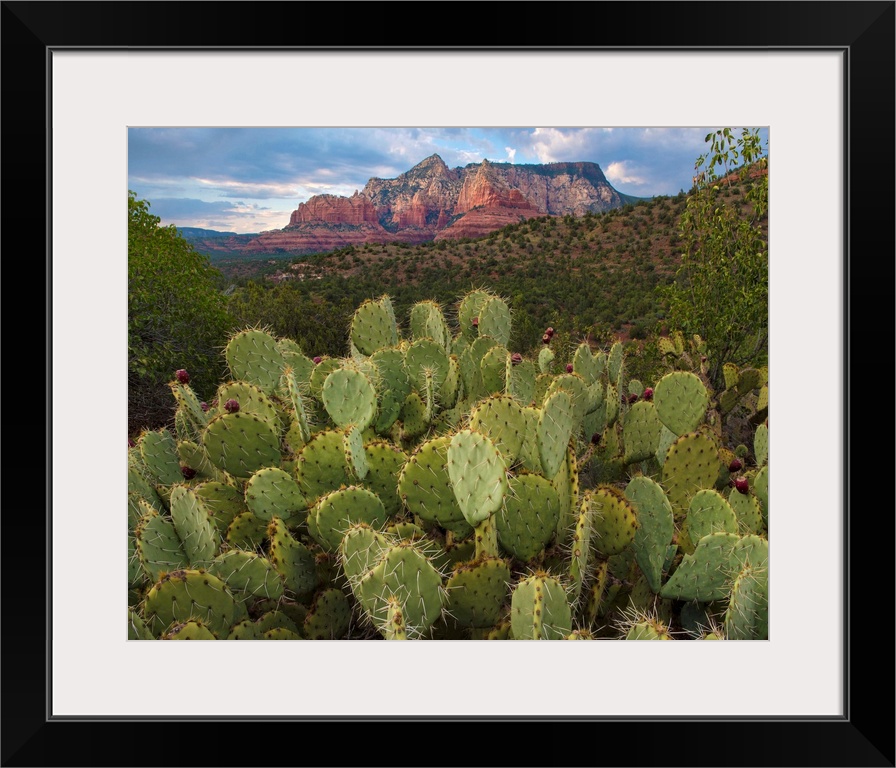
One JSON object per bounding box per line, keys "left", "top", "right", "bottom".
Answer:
{"left": 505, "top": 147, "right": 516, "bottom": 163}
{"left": 605, "top": 161, "right": 649, "bottom": 187}
{"left": 529, "top": 128, "right": 596, "bottom": 162}
{"left": 191, "top": 177, "right": 299, "bottom": 200}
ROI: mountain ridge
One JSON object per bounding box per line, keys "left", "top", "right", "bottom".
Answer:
{"left": 185, "top": 154, "right": 647, "bottom": 257}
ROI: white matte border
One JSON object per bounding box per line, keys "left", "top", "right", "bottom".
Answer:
{"left": 51, "top": 50, "right": 843, "bottom": 717}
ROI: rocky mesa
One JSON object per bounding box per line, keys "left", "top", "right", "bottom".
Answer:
{"left": 207, "top": 154, "right": 641, "bottom": 256}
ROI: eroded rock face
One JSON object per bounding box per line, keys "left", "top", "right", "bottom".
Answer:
{"left": 205, "top": 154, "right": 636, "bottom": 255}
{"left": 289, "top": 192, "right": 380, "bottom": 226}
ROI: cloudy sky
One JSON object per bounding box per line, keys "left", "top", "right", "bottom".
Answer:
{"left": 128, "top": 127, "right": 768, "bottom": 234}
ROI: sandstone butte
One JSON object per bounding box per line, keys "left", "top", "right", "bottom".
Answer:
{"left": 194, "top": 154, "right": 641, "bottom": 256}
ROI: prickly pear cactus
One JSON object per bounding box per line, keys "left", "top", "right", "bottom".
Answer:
{"left": 225, "top": 328, "right": 286, "bottom": 395}
{"left": 128, "top": 289, "right": 770, "bottom": 642}
{"left": 653, "top": 371, "right": 709, "bottom": 436}
{"left": 350, "top": 297, "right": 398, "bottom": 355}
{"left": 447, "top": 429, "right": 508, "bottom": 526}
{"left": 510, "top": 572, "right": 572, "bottom": 640}
{"left": 321, "top": 365, "right": 378, "bottom": 431}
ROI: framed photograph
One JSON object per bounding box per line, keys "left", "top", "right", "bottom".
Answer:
{"left": 9, "top": 1, "right": 892, "bottom": 765}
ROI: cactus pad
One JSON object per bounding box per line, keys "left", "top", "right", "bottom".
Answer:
{"left": 622, "top": 401, "right": 664, "bottom": 464}
{"left": 508, "top": 358, "right": 537, "bottom": 405}
{"left": 350, "top": 298, "right": 398, "bottom": 355}
{"left": 295, "top": 428, "right": 353, "bottom": 502}
{"left": 659, "top": 532, "right": 741, "bottom": 602}
{"left": 339, "top": 523, "right": 393, "bottom": 586}
{"left": 538, "top": 346, "right": 555, "bottom": 374}
{"left": 267, "top": 517, "right": 318, "bottom": 598}
{"left": 661, "top": 431, "right": 720, "bottom": 514}
{"left": 169, "top": 485, "right": 217, "bottom": 567}
{"left": 754, "top": 465, "right": 769, "bottom": 525}
{"left": 588, "top": 486, "right": 639, "bottom": 556}
{"left": 207, "top": 550, "right": 284, "bottom": 601}
{"left": 398, "top": 435, "right": 471, "bottom": 535}
{"left": 728, "top": 486, "right": 765, "bottom": 535}
{"left": 537, "top": 390, "right": 574, "bottom": 479}
{"left": 724, "top": 564, "right": 768, "bottom": 640}
{"left": 161, "top": 620, "right": 218, "bottom": 640}
{"left": 201, "top": 412, "right": 280, "bottom": 479}
{"left": 139, "top": 429, "right": 183, "bottom": 486}
{"left": 278, "top": 339, "right": 315, "bottom": 386}
{"left": 355, "top": 542, "right": 446, "bottom": 638}
{"left": 244, "top": 467, "right": 308, "bottom": 522}
{"left": 684, "top": 489, "right": 739, "bottom": 546}
{"left": 194, "top": 481, "right": 246, "bottom": 535}
{"left": 447, "top": 429, "right": 509, "bottom": 526}
{"left": 572, "top": 342, "right": 600, "bottom": 385}
{"left": 309, "top": 486, "right": 388, "bottom": 552}
{"left": 607, "top": 341, "right": 624, "bottom": 385}
{"left": 215, "top": 381, "right": 280, "bottom": 427}
{"left": 321, "top": 365, "right": 378, "bottom": 431}
{"left": 225, "top": 328, "right": 286, "bottom": 394}
{"left": 144, "top": 569, "right": 237, "bottom": 637}
{"left": 625, "top": 619, "right": 673, "bottom": 640}
{"left": 480, "top": 344, "right": 509, "bottom": 395}
{"left": 409, "top": 300, "right": 450, "bottom": 349}
{"left": 225, "top": 510, "right": 269, "bottom": 550}
{"left": 754, "top": 423, "right": 769, "bottom": 467}
{"left": 342, "top": 424, "right": 369, "bottom": 481}
{"left": 359, "top": 440, "right": 407, "bottom": 517}
{"left": 469, "top": 395, "right": 527, "bottom": 464}
{"left": 496, "top": 472, "right": 560, "bottom": 562}
{"left": 510, "top": 572, "right": 572, "bottom": 640}
{"left": 625, "top": 476, "right": 674, "bottom": 592}
{"left": 444, "top": 556, "right": 511, "bottom": 628}
{"left": 134, "top": 508, "right": 189, "bottom": 582}
{"left": 477, "top": 296, "right": 512, "bottom": 347}
{"left": 303, "top": 588, "right": 351, "bottom": 639}
{"left": 568, "top": 497, "right": 596, "bottom": 606}
{"left": 458, "top": 289, "right": 492, "bottom": 340}
{"left": 653, "top": 371, "right": 709, "bottom": 436}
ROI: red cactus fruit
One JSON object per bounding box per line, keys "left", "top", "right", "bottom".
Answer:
{"left": 590, "top": 432, "right": 601, "bottom": 445}
{"left": 728, "top": 457, "right": 743, "bottom": 473}
{"left": 642, "top": 387, "right": 654, "bottom": 401}
{"left": 313, "top": 356, "right": 322, "bottom": 364}
{"left": 472, "top": 317, "right": 479, "bottom": 327}
{"left": 628, "top": 393, "right": 639, "bottom": 404}
{"left": 200, "top": 401, "right": 209, "bottom": 412}
{"left": 175, "top": 369, "right": 190, "bottom": 384}
{"left": 511, "top": 353, "right": 523, "bottom": 365}
{"left": 566, "top": 364, "right": 574, "bottom": 373}
{"left": 542, "top": 334, "right": 551, "bottom": 344}
{"left": 181, "top": 466, "right": 197, "bottom": 480}
{"left": 734, "top": 476, "right": 749, "bottom": 495}
{"left": 545, "top": 327, "right": 555, "bottom": 337}
{"left": 224, "top": 399, "right": 240, "bottom": 414}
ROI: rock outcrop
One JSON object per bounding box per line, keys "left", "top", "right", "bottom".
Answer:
{"left": 289, "top": 192, "right": 379, "bottom": 226}
{"left": 190, "top": 155, "right": 640, "bottom": 256}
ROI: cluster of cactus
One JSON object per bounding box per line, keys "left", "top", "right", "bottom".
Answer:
{"left": 128, "top": 288, "right": 769, "bottom": 640}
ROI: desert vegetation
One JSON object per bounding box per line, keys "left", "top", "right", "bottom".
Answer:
{"left": 127, "top": 129, "right": 768, "bottom": 640}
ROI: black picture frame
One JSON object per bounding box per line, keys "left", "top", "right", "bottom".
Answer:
{"left": 6, "top": 2, "right": 893, "bottom": 766}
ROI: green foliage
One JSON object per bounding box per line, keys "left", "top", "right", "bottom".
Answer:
{"left": 659, "top": 129, "right": 768, "bottom": 389}
{"left": 226, "top": 281, "right": 353, "bottom": 359}
{"left": 128, "top": 192, "right": 232, "bottom": 434}
{"left": 129, "top": 255, "right": 770, "bottom": 641}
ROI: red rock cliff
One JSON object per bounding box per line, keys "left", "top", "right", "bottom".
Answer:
{"left": 289, "top": 192, "right": 379, "bottom": 226}
{"left": 218, "top": 155, "right": 638, "bottom": 256}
